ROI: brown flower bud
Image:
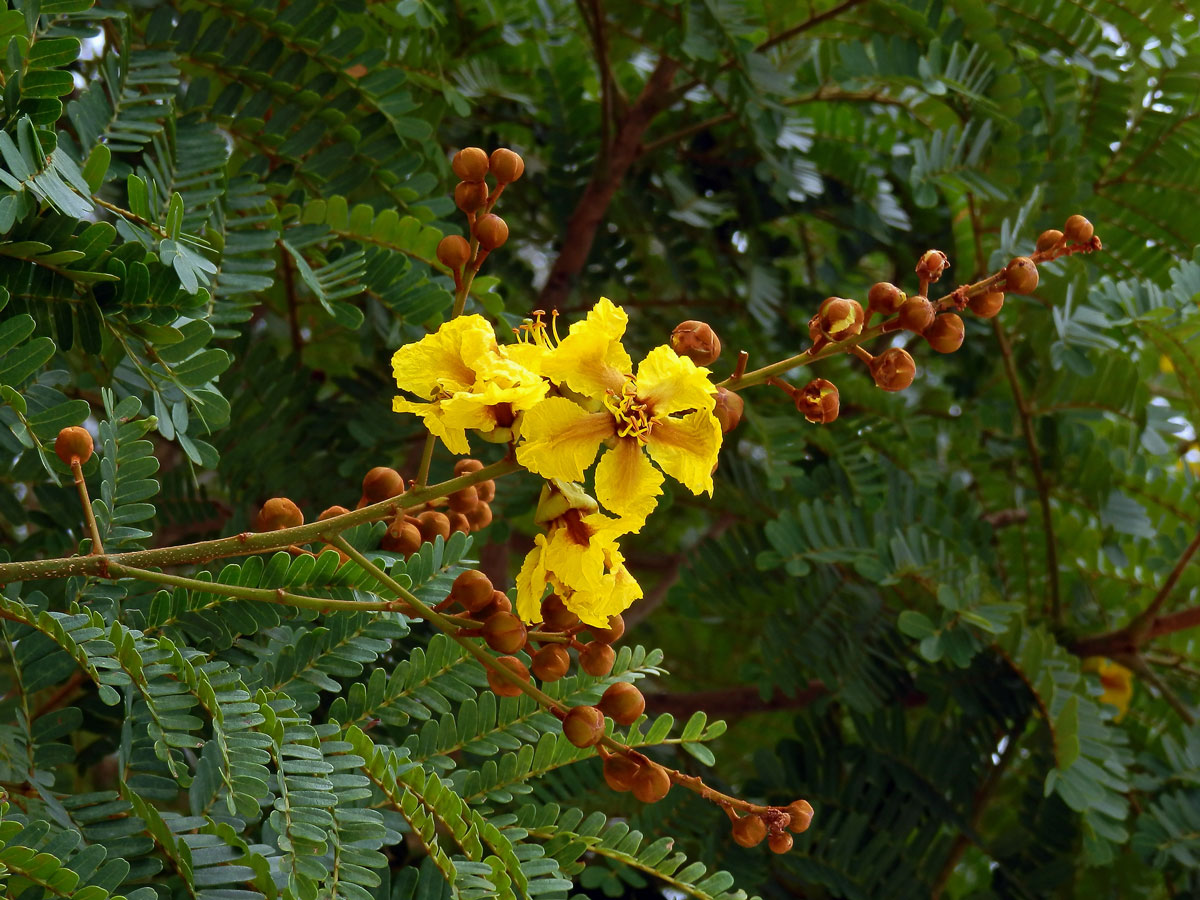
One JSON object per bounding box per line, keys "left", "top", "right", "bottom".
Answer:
{"left": 448, "top": 486, "right": 479, "bottom": 513}
{"left": 417, "top": 510, "right": 451, "bottom": 544}
{"left": 579, "top": 641, "right": 615, "bottom": 676}
{"left": 1063, "top": 214, "right": 1094, "bottom": 244}
{"left": 785, "top": 799, "right": 814, "bottom": 833}
{"left": 670, "top": 320, "right": 722, "bottom": 366}
{"left": 476, "top": 480, "right": 496, "bottom": 502}
{"left": 450, "top": 569, "right": 494, "bottom": 612}
{"left": 451, "top": 147, "right": 489, "bottom": 183}
{"left": 55, "top": 426, "right": 93, "bottom": 465}
{"left": 732, "top": 815, "right": 767, "bottom": 848}
{"left": 603, "top": 754, "right": 642, "bottom": 792}
{"left": 477, "top": 590, "right": 513, "bottom": 620}
{"left": 796, "top": 378, "right": 839, "bottom": 425}
{"left": 541, "top": 594, "right": 580, "bottom": 631}
{"left": 381, "top": 520, "right": 422, "bottom": 555}
{"left": 437, "top": 234, "right": 471, "bottom": 270}
{"left": 589, "top": 615, "right": 625, "bottom": 645}
{"left": 897, "top": 295, "right": 935, "bottom": 333}
{"left": 631, "top": 762, "right": 671, "bottom": 803}
{"left": 598, "top": 682, "right": 645, "bottom": 725}
{"left": 562, "top": 705, "right": 606, "bottom": 748}
{"left": 1035, "top": 229, "right": 1063, "bottom": 253}
{"left": 489, "top": 148, "right": 525, "bottom": 184}
{"left": 455, "top": 458, "right": 484, "bottom": 475}
{"left": 867, "top": 282, "right": 907, "bottom": 315}
{"left": 714, "top": 387, "right": 744, "bottom": 434}
{"left": 483, "top": 612, "right": 527, "bottom": 654}
{"left": 915, "top": 249, "right": 950, "bottom": 282}
{"left": 870, "top": 347, "right": 916, "bottom": 392}
{"left": 818, "top": 297, "right": 864, "bottom": 340}
{"left": 924, "top": 314, "right": 965, "bottom": 354}
{"left": 968, "top": 291, "right": 1005, "bottom": 318}
{"left": 256, "top": 498, "right": 303, "bottom": 531}
{"left": 768, "top": 832, "right": 794, "bottom": 854}
{"left": 318, "top": 505, "right": 350, "bottom": 521}
{"left": 467, "top": 502, "right": 492, "bottom": 531}
{"left": 1004, "top": 257, "right": 1039, "bottom": 295}
{"left": 448, "top": 511, "right": 471, "bottom": 534}
{"left": 362, "top": 467, "right": 405, "bottom": 504}
{"left": 454, "top": 180, "right": 488, "bottom": 214}
{"left": 473, "top": 214, "right": 508, "bottom": 251}
{"left": 487, "top": 655, "right": 529, "bottom": 697}
{"left": 531, "top": 644, "right": 571, "bottom": 682}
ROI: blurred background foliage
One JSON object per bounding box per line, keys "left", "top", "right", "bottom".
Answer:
{"left": 1, "top": 0, "right": 1199, "bottom": 897}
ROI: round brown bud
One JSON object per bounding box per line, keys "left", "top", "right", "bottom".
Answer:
{"left": 483, "top": 612, "right": 527, "bottom": 654}
{"left": 598, "top": 682, "right": 645, "bottom": 726}
{"left": 489, "top": 148, "right": 525, "bottom": 184}
{"left": 478, "top": 590, "right": 513, "bottom": 619}
{"left": 870, "top": 347, "right": 916, "bottom": 392}
{"left": 631, "top": 763, "right": 671, "bottom": 803}
{"left": 256, "top": 498, "right": 303, "bottom": 531}
{"left": 1063, "top": 215, "right": 1094, "bottom": 244}
{"left": 968, "top": 291, "right": 1005, "bottom": 318}
{"left": 818, "top": 297, "right": 864, "bottom": 340}
{"left": 381, "top": 521, "right": 422, "bottom": 555}
{"left": 487, "top": 655, "right": 529, "bottom": 697}
{"left": 768, "top": 832, "right": 794, "bottom": 854}
{"left": 915, "top": 249, "right": 950, "bottom": 282}
{"left": 437, "top": 234, "right": 471, "bottom": 269}
{"left": 714, "top": 387, "right": 744, "bottom": 434}
{"left": 362, "top": 467, "right": 405, "bottom": 504}
{"left": 732, "top": 815, "right": 767, "bottom": 848}
{"left": 450, "top": 570, "right": 494, "bottom": 612}
{"left": 531, "top": 644, "right": 571, "bottom": 682}
{"left": 467, "top": 502, "right": 492, "bottom": 531}
{"left": 318, "top": 505, "right": 350, "bottom": 521}
{"left": 602, "top": 754, "right": 642, "bottom": 792}
{"left": 451, "top": 147, "right": 489, "bottom": 183}
{"left": 448, "top": 486, "right": 479, "bottom": 513}
{"left": 867, "top": 282, "right": 906, "bottom": 315}
{"left": 562, "top": 705, "right": 606, "bottom": 748}
{"left": 589, "top": 615, "right": 625, "bottom": 645}
{"left": 924, "top": 314, "right": 965, "bottom": 354}
{"left": 579, "top": 641, "right": 615, "bottom": 677}
{"left": 796, "top": 378, "right": 840, "bottom": 425}
{"left": 448, "top": 511, "right": 471, "bottom": 534}
{"left": 785, "top": 799, "right": 814, "bottom": 834}
{"left": 454, "top": 180, "right": 489, "bottom": 214}
{"left": 473, "top": 214, "right": 508, "bottom": 251}
{"left": 455, "top": 458, "right": 484, "bottom": 475}
{"left": 1035, "top": 229, "right": 1064, "bottom": 253}
{"left": 541, "top": 594, "right": 580, "bottom": 631}
{"left": 417, "top": 510, "right": 451, "bottom": 544}
{"left": 670, "top": 320, "right": 722, "bottom": 366}
{"left": 476, "top": 480, "right": 496, "bottom": 502}
{"left": 55, "top": 426, "right": 93, "bottom": 466}
{"left": 1004, "top": 257, "right": 1039, "bottom": 295}
{"left": 897, "top": 296, "right": 936, "bottom": 333}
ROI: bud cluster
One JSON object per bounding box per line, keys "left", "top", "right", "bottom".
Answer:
{"left": 438, "top": 146, "right": 526, "bottom": 283}
{"left": 379, "top": 458, "right": 496, "bottom": 555}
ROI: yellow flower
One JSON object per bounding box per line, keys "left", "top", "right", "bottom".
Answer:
{"left": 515, "top": 481, "right": 642, "bottom": 627}
{"left": 391, "top": 316, "right": 547, "bottom": 453}
{"left": 515, "top": 298, "right": 722, "bottom": 529}
{"left": 1082, "top": 657, "right": 1133, "bottom": 720}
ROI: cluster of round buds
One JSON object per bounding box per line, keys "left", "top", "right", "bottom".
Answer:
{"left": 439, "top": 147, "right": 525, "bottom": 279}
{"left": 601, "top": 750, "right": 673, "bottom": 803}
{"left": 379, "top": 458, "right": 495, "bottom": 556}
{"left": 729, "top": 799, "right": 814, "bottom": 854}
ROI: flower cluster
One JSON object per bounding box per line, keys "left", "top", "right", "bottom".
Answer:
{"left": 391, "top": 297, "right": 724, "bottom": 626}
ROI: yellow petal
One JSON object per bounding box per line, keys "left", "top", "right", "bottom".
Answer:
{"left": 636, "top": 345, "right": 716, "bottom": 416}
{"left": 516, "top": 397, "right": 614, "bottom": 481}
{"left": 392, "top": 396, "right": 470, "bottom": 454}
{"left": 541, "top": 297, "right": 632, "bottom": 398}
{"left": 543, "top": 520, "right": 609, "bottom": 592}
{"left": 516, "top": 538, "right": 549, "bottom": 624}
{"left": 647, "top": 409, "right": 722, "bottom": 496}
{"left": 594, "top": 439, "right": 662, "bottom": 530}
{"left": 390, "top": 316, "right": 497, "bottom": 397}
{"left": 438, "top": 376, "right": 548, "bottom": 433}
{"left": 561, "top": 559, "right": 643, "bottom": 627}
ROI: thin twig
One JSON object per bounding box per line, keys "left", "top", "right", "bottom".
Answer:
{"left": 70, "top": 458, "right": 105, "bottom": 556}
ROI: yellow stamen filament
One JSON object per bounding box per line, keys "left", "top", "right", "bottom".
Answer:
{"left": 604, "top": 381, "right": 654, "bottom": 441}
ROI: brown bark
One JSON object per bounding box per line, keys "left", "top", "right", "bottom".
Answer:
{"left": 537, "top": 56, "right": 680, "bottom": 310}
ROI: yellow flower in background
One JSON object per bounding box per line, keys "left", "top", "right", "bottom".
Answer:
{"left": 515, "top": 298, "right": 722, "bottom": 530}
{"left": 1082, "top": 657, "right": 1134, "bottom": 720}
{"left": 391, "top": 316, "right": 547, "bottom": 453}
{"left": 515, "top": 480, "right": 642, "bottom": 627}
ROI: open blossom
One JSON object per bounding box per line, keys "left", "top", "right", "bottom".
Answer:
{"left": 1083, "top": 657, "right": 1133, "bottom": 720}
{"left": 391, "top": 316, "right": 546, "bottom": 453}
{"left": 515, "top": 480, "right": 642, "bottom": 627}
{"left": 515, "top": 298, "right": 722, "bottom": 530}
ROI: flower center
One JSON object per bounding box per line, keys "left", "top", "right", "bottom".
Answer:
{"left": 514, "top": 308, "right": 560, "bottom": 348}
{"left": 603, "top": 380, "right": 654, "bottom": 442}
